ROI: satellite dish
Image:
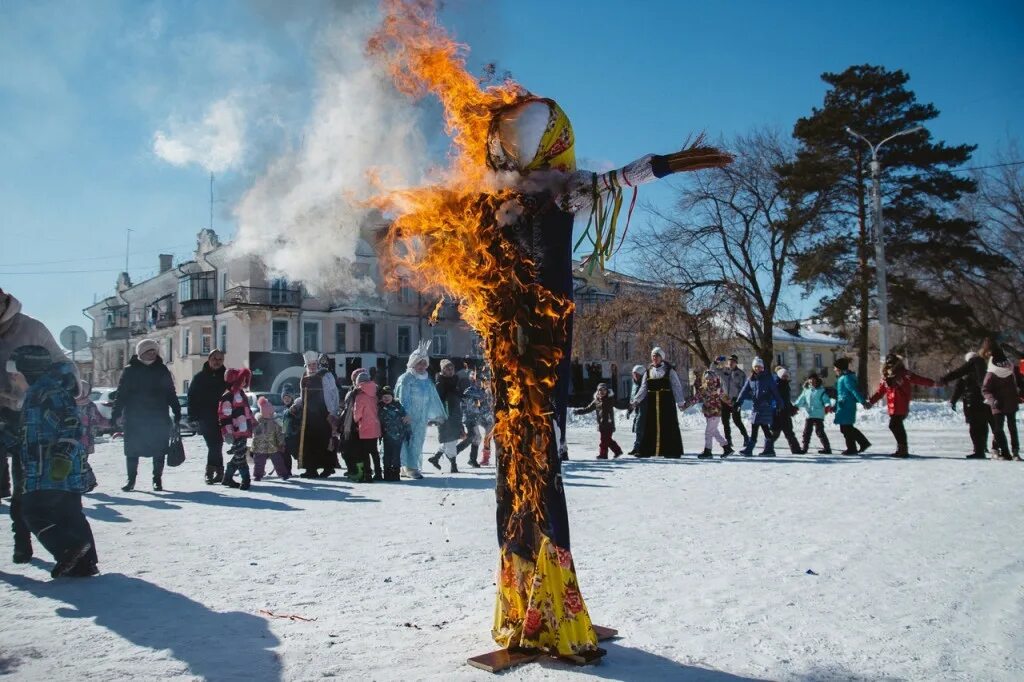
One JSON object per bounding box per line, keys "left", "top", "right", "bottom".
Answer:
{"left": 60, "top": 325, "right": 89, "bottom": 352}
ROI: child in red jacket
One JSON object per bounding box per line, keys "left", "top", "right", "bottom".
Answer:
{"left": 219, "top": 368, "right": 256, "bottom": 489}
{"left": 867, "top": 354, "right": 936, "bottom": 458}
{"left": 573, "top": 383, "right": 622, "bottom": 459}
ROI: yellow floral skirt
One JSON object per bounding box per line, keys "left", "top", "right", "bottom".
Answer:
{"left": 492, "top": 536, "right": 598, "bottom": 656}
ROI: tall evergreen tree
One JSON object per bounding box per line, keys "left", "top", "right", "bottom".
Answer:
{"left": 785, "top": 65, "right": 987, "bottom": 393}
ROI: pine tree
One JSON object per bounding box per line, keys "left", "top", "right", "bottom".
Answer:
{"left": 784, "top": 65, "right": 987, "bottom": 393}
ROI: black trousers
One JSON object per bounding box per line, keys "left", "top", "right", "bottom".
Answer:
{"left": 992, "top": 413, "right": 1020, "bottom": 457}
{"left": 839, "top": 424, "right": 870, "bottom": 452}
{"left": 721, "top": 403, "right": 748, "bottom": 444}
{"left": 801, "top": 418, "right": 831, "bottom": 452}
{"left": 10, "top": 494, "right": 31, "bottom": 553}
{"left": 382, "top": 439, "right": 402, "bottom": 480}
{"left": 966, "top": 412, "right": 990, "bottom": 457}
{"left": 127, "top": 455, "right": 165, "bottom": 481}
{"left": 20, "top": 490, "right": 97, "bottom": 568}
{"left": 771, "top": 415, "right": 802, "bottom": 452}
{"left": 888, "top": 415, "right": 908, "bottom": 453}
{"left": 201, "top": 424, "right": 224, "bottom": 470}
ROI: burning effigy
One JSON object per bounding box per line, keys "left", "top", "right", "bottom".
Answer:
{"left": 367, "top": 0, "right": 732, "bottom": 661}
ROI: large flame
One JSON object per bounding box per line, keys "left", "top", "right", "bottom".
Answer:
{"left": 368, "top": 0, "right": 567, "bottom": 532}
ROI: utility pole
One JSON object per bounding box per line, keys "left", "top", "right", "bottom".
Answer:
{"left": 844, "top": 125, "right": 924, "bottom": 359}
{"left": 209, "top": 172, "right": 214, "bottom": 230}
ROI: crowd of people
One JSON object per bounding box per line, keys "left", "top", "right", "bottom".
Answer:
{"left": 1, "top": 281, "right": 1023, "bottom": 580}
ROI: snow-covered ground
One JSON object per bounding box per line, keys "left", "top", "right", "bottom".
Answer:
{"left": 2, "top": 403, "right": 1023, "bottom": 681}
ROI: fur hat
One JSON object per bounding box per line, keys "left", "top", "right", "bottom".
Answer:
{"left": 440, "top": 359, "right": 454, "bottom": 371}
{"left": 351, "top": 369, "right": 369, "bottom": 385}
{"left": 257, "top": 396, "right": 274, "bottom": 419}
{"left": 135, "top": 338, "right": 159, "bottom": 358}
{"left": 380, "top": 385, "right": 394, "bottom": 397}
{"left": 751, "top": 357, "right": 765, "bottom": 369}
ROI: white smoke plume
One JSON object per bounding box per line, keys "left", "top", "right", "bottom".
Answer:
{"left": 232, "top": 7, "right": 428, "bottom": 299}
{"left": 153, "top": 96, "right": 246, "bottom": 173}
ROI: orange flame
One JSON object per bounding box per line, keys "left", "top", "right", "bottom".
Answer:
{"left": 367, "top": 0, "right": 568, "bottom": 534}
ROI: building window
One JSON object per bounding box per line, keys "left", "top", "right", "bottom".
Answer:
{"left": 814, "top": 353, "right": 823, "bottom": 369}
{"left": 398, "top": 281, "right": 415, "bottom": 305}
{"left": 432, "top": 328, "right": 449, "bottom": 356}
{"left": 181, "top": 328, "right": 190, "bottom": 356}
{"left": 359, "top": 323, "right": 375, "bottom": 352}
{"left": 272, "top": 320, "right": 289, "bottom": 352}
{"left": 200, "top": 326, "right": 212, "bottom": 355}
{"left": 183, "top": 379, "right": 190, "bottom": 393}
{"left": 397, "top": 326, "right": 412, "bottom": 356}
{"left": 775, "top": 352, "right": 785, "bottom": 368}
{"left": 179, "top": 272, "right": 215, "bottom": 301}
{"left": 795, "top": 351, "right": 803, "bottom": 368}
{"left": 219, "top": 324, "right": 227, "bottom": 352}
{"left": 600, "top": 338, "right": 609, "bottom": 357}
{"left": 619, "top": 339, "right": 630, "bottom": 362}
{"left": 164, "top": 337, "right": 173, "bottom": 361}
{"left": 303, "top": 321, "right": 321, "bottom": 352}
{"left": 334, "top": 323, "right": 346, "bottom": 353}
{"left": 221, "top": 272, "right": 228, "bottom": 299}
{"left": 270, "top": 278, "right": 291, "bottom": 306}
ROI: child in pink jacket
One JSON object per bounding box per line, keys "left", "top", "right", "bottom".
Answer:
{"left": 219, "top": 368, "right": 256, "bottom": 489}
{"left": 350, "top": 370, "right": 383, "bottom": 481}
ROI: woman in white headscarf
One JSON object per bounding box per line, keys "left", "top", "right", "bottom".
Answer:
{"left": 629, "top": 347, "right": 686, "bottom": 458}
{"left": 394, "top": 341, "right": 446, "bottom": 479}
{"left": 297, "top": 351, "right": 340, "bottom": 478}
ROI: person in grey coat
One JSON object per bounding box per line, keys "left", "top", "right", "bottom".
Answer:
{"left": 718, "top": 354, "right": 749, "bottom": 447}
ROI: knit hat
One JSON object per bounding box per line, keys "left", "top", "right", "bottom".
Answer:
{"left": 650, "top": 346, "right": 665, "bottom": 359}
{"left": 440, "top": 359, "right": 454, "bottom": 371}
{"left": 596, "top": 382, "right": 608, "bottom": 391}
{"left": 833, "top": 357, "right": 851, "bottom": 372}
{"left": 257, "top": 396, "right": 274, "bottom": 419}
{"left": 729, "top": 354, "right": 739, "bottom": 362}
{"left": 11, "top": 345, "right": 52, "bottom": 379}
{"left": 380, "top": 385, "right": 394, "bottom": 397}
{"left": 225, "top": 367, "right": 252, "bottom": 390}
{"left": 751, "top": 357, "right": 765, "bottom": 369}
{"left": 351, "top": 369, "right": 369, "bottom": 385}
{"left": 631, "top": 364, "right": 645, "bottom": 375}
{"left": 776, "top": 366, "right": 790, "bottom": 380}
{"left": 136, "top": 338, "right": 159, "bottom": 358}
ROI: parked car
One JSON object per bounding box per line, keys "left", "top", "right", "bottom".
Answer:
{"left": 90, "top": 387, "right": 118, "bottom": 434}
{"left": 177, "top": 395, "right": 196, "bottom": 436}
{"left": 248, "top": 392, "right": 288, "bottom": 418}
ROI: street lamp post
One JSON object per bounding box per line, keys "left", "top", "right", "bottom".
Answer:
{"left": 844, "top": 125, "right": 924, "bottom": 359}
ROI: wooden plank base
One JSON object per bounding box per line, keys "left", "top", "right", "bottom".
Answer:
{"left": 466, "top": 625, "right": 617, "bottom": 673}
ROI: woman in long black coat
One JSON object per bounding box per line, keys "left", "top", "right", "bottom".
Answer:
{"left": 112, "top": 339, "right": 180, "bottom": 491}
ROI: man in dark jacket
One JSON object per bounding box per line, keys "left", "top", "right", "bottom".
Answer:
{"left": 942, "top": 351, "right": 991, "bottom": 459}
{"left": 428, "top": 359, "right": 463, "bottom": 473}
{"left": 187, "top": 349, "right": 227, "bottom": 483}
{"left": 718, "top": 354, "right": 749, "bottom": 448}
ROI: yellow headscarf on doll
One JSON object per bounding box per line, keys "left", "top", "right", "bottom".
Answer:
{"left": 486, "top": 97, "right": 576, "bottom": 173}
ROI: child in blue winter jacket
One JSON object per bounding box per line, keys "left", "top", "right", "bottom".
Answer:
{"left": 795, "top": 372, "right": 832, "bottom": 454}
{"left": 736, "top": 357, "right": 784, "bottom": 456}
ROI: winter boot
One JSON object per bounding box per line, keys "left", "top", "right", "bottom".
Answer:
{"left": 481, "top": 446, "right": 491, "bottom": 466}
{"left": 384, "top": 466, "right": 401, "bottom": 482}
{"left": 721, "top": 444, "right": 734, "bottom": 458}
{"left": 222, "top": 478, "right": 241, "bottom": 488}
{"left": 121, "top": 476, "right": 136, "bottom": 492}
{"left": 51, "top": 542, "right": 93, "bottom": 579}
{"left": 427, "top": 453, "right": 442, "bottom": 470}
{"left": 469, "top": 444, "right": 480, "bottom": 468}
{"left": 239, "top": 479, "right": 251, "bottom": 491}
{"left": 205, "top": 465, "right": 216, "bottom": 485}
{"left": 596, "top": 453, "right": 608, "bottom": 460}
{"left": 12, "top": 545, "right": 32, "bottom": 564}
{"left": 759, "top": 442, "right": 776, "bottom": 457}
{"left": 449, "top": 457, "right": 459, "bottom": 474}
{"left": 212, "top": 466, "right": 224, "bottom": 484}
{"left": 153, "top": 477, "right": 163, "bottom": 492}
{"left": 698, "top": 448, "right": 713, "bottom": 459}
{"left": 371, "top": 452, "right": 383, "bottom": 480}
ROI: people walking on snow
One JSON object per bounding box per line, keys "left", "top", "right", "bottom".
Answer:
{"left": 429, "top": 359, "right": 463, "bottom": 473}
{"left": 982, "top": 344, "right": 1022, "bottom": 460}
{"left": 573, "top": 383, "right": 623, "bottom": 459}
{"left": 630, "top": 347, "right": 686, "bottom": 458}
{"left": 395, "top": 341, "right": 446, "bottom": 479}
{"left": 795, "top": 372, "right": 832, "bottom": 454}
{"left": 350, "top": 370, "right": 383, "bottom": 482}
{"left": 625, "top": 364, "right": 646, "bottom": 455}
{"left": 283, "top": 398, "right": 302, "bottom": 464}
{"left": 0, "top": 347, "right": 97, "bottom": 577}
{"left": 867, "top": 354, "right": 937, "bottom": 458}
{"left": 718, "top": 354, "right": 750, "bottom": 449}
{"left": 73, "top": 380, "right": 106, "bottom": 492}
{"left": 298, "top": 352, "right": 340, "bottom": 479}
{"left": 736, "top": 357, "right": 783, "bottom": 456}
{"left": 832, "top": 358, "right": 871, "bottom": 455}
{"left": 378, "top": 386, "right": 410, "bottom": 481}
{"left": 458, "top": 370, "right": 490, "bottom": 468}
{"left": 251, "top": 397, "right": 288, "bottom": 481}
{"left": 187, "top": 348, "right": 227, "bottom": 484}
{"left": 682, "top": 369, "right": 734, "bottom": 458}
{"left": 941, "top": 351, "right": 992, "bottom": 459}
{"left": 220, "top": 367, "right": 256, "bottom": 489}
{"left": 111, "top": 338, "right": 180, "bottom": 492}
{"left": 770, "top": 367, "right": 803, "bottom": 455}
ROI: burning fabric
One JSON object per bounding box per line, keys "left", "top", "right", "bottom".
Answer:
{"left": 367, "top": 0, "right": 731, "bottom": 657}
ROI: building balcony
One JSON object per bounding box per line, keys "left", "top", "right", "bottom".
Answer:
{"left": 223, "top": 286, "right": 301, "bottom": 309}
{"left": 130, "top": 321, "right": 148, "bottom": 337}
{"left": 103, "top": 326, "right": 130, "bottom": 341}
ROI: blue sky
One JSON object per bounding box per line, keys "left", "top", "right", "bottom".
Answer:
{"left": 2, "top": 0, "right": 1022, "bottom": 338}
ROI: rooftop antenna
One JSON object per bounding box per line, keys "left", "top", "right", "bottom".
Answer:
{"left": 125, "top": 228, "right": 133, "bottom": 273}
{"left": 209, "top": 172, "right": 214, "bottom": 230}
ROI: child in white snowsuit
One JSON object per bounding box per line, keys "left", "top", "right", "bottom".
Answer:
{"left": 219, "top": 368, "right": 256, "bottom": 490}
{"left": 682, "top": 369, "right": 734, "bottom": 458}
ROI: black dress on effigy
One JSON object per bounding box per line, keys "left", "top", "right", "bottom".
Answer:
{"left": 636, "top": 364, "right": 684, "bottom": 458}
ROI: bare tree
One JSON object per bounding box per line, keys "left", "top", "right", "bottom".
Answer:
{"left": 629, "top": 129, "right": 826, "bottom": 365}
